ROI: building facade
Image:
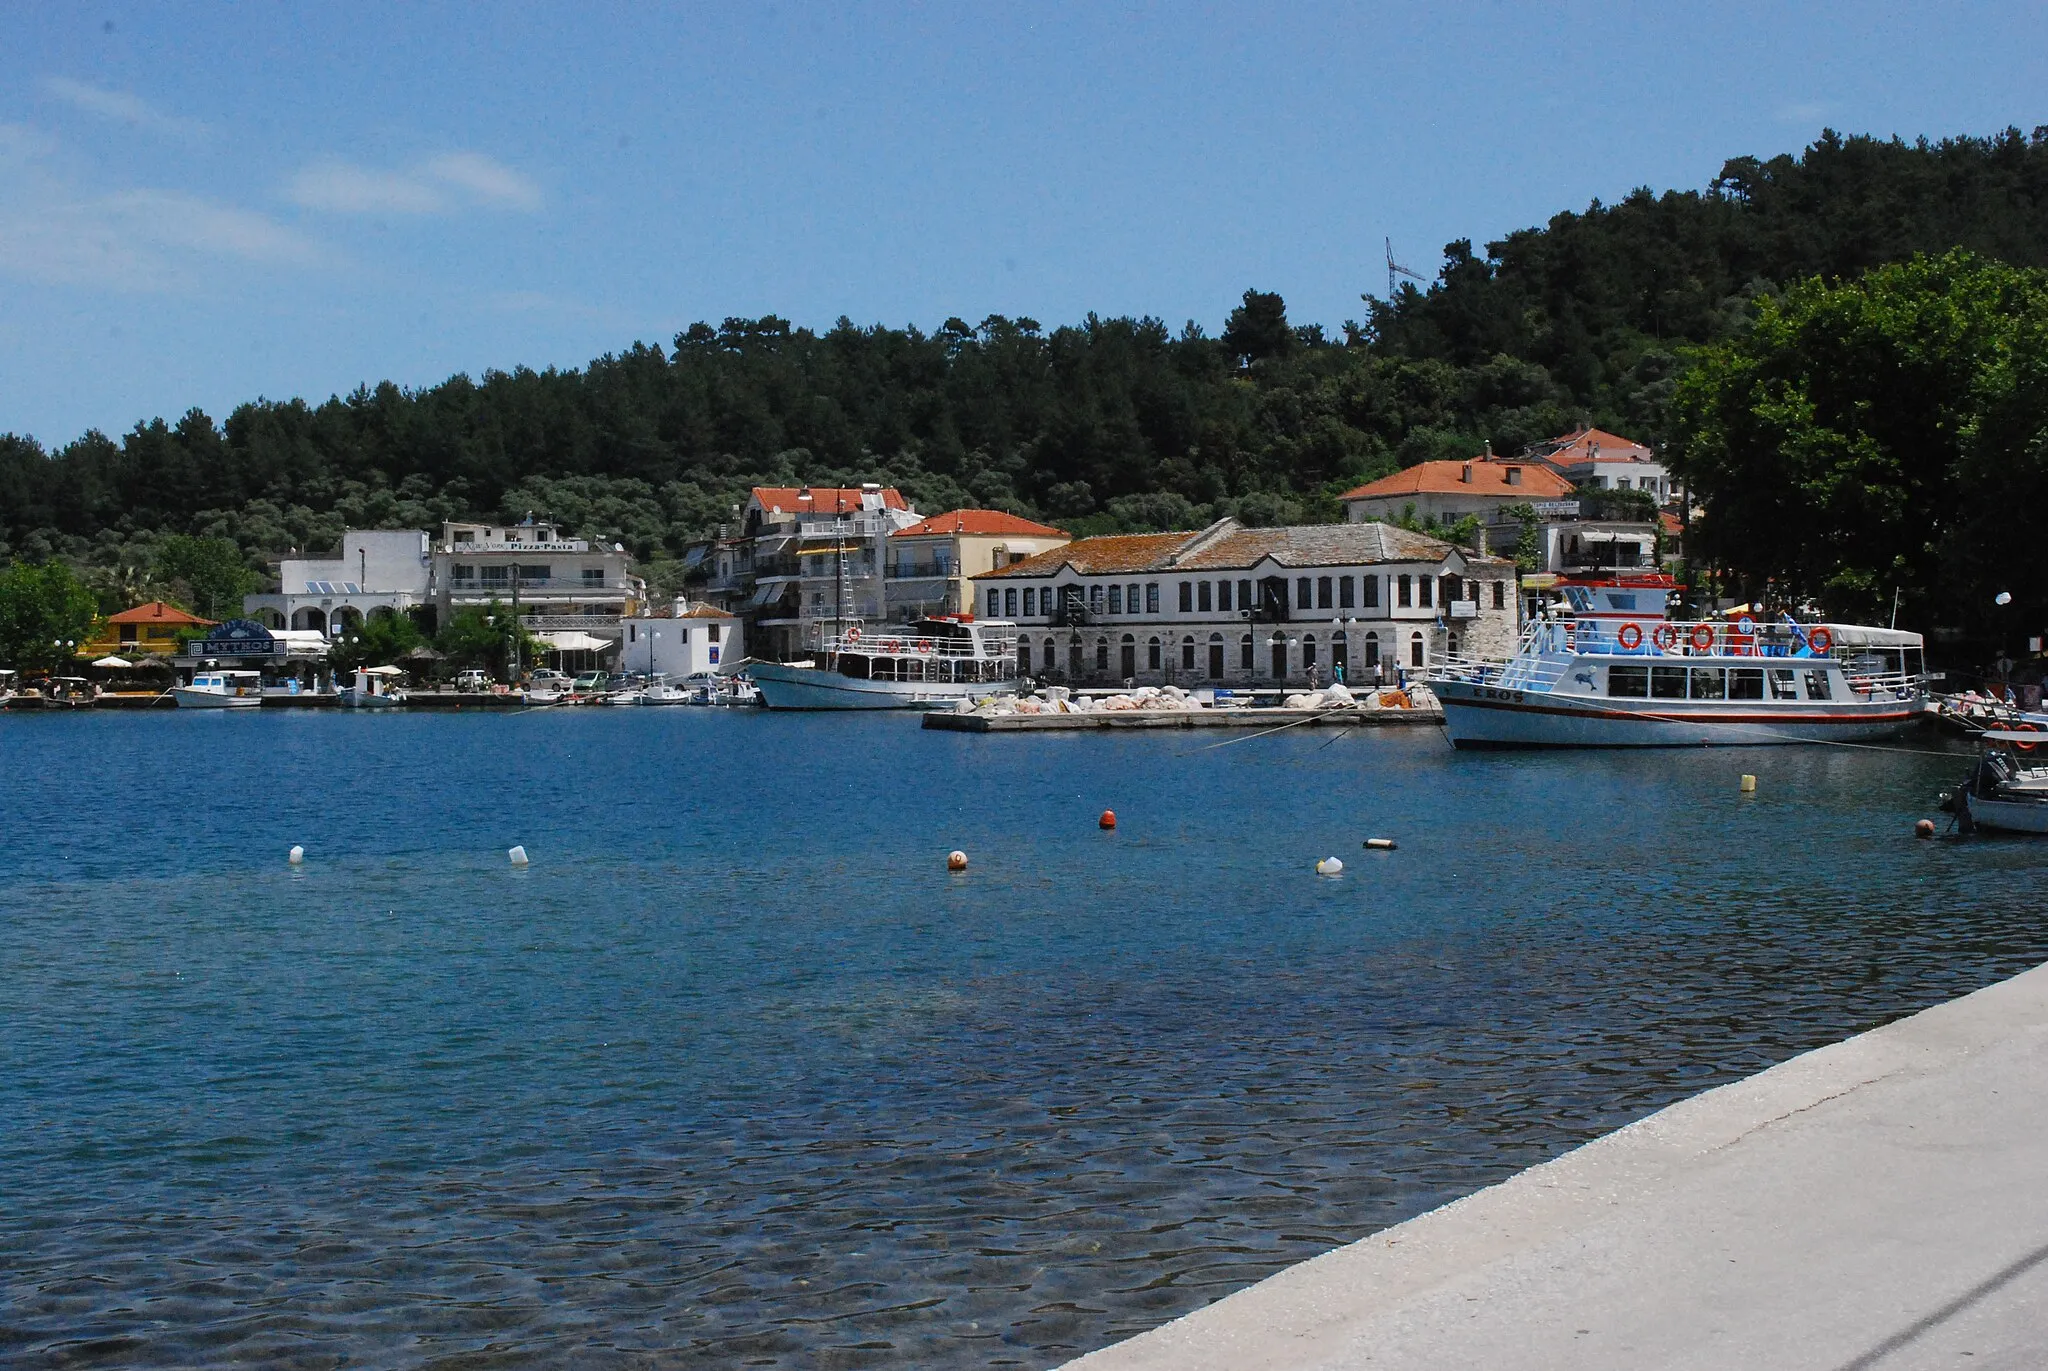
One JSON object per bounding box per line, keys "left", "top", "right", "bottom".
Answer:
{"left": 428, "top": 520, "right": 639, "bottom": 663}
{"left": 1509, "top": 426, "right": 1672, "bottom": 500}
{"left": 702, "top": 485, "right": 921, "bottom": 660}
{"left": 974, "top": 519, "right": 1518, "bottom": 688}
{"left": 85, "top": 601, "right": 215, "bottom": 658}
{"left": 884, "top": 510, "right": 1069, "bottom": 620}
{"left": 1340, "top": 459, "right": 1577, "bottom": 525}
{"left": 245, "top": 529, "right": 433, "bottom": 635}
{"left": 617, "top": 602, "right": 744, "bottom": 678}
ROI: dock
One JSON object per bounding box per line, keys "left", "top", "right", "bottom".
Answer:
{"left": 924, "top": 705, "right": 1443, "bottom": 732}
{"left": 1063, "top": 958, "right": 2048, "bottom": 1371}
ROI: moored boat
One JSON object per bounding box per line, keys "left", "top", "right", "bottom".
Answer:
{"left": 173, "top": 670, "right": 265, "bottom": 709}
{"left": 749, "top": 617, "right": 1018, "bottom": 710}
{"left": 337, "top": 665, "right": 407, "bottom": 708}
{"left": 1946, "top": 730, "right": 2048, "bottom": 834}
{"left": 1430, "top": 573, "right": 1927, "bottom": 748}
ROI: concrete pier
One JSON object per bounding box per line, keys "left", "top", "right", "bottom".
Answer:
{"left": 1066, "top": 960, "right": 2048, "bottom": 1371}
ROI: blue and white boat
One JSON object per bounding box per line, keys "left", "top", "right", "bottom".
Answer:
{"left": 749, "top": 616, "right": 1019, "bottom": 710}
{"left": 1431, "top": 573, "right": 1926, "bottom": 748}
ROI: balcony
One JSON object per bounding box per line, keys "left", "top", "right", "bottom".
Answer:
{"left": 521, "top": 614, "right": 621, "bottom": 630}
{"left": 886, "top": 561, "right": 954, "bottom": 580}
{"left": 449, "top": 576, "right": 634, "bottom": 594}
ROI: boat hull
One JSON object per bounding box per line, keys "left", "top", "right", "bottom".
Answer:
{"left": 1436, "top": 680, "right": 1920, "bottom": 749}
{"left": 749, "top": 661, "right": 1010, "bottom": 710}
{"left": 171, "top": 688, "right": 262, "bottom": 710}
{"left": 1962, "top": 789, "right": 2048, "bottom": 834}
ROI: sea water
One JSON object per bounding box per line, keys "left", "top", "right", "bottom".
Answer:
{"left": 3, "top": 710, "right": 2044, "bottom": 1368}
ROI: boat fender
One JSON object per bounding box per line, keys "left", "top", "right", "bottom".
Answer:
{"left": 1808, "top": 626, "right": 1833, "bottom": 655}
{"left": 1099, "top": 810, "right": 1117, "bottom": 830}
{"left": 1616, "top": 622, "right": 1643, "bottom": 651}
{"left": 1316, "top": 857, "right": 1344, "bottom": 876}
{"left": 1653, "top": 624, "right": 1679, "bottom": 651}
{"left": 1363, "top": 837, "right": 1397, "bottom": 850}
{"left": 1690, "top": 624, "right": 1716, "bottom": 651}
{"left": 946, "top": 849, "right": 969, "bottom": 871}
{"left": 288, "top": 845, "right": 304, "bottom": 865}
{"left": 508, "top": 845, "right": 530, "bottom": 866}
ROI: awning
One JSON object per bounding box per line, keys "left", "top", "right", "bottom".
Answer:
{"left": 537, "top": 631, "right": 611, "bottom": 652}
{"left": 359, "top": 664, "right": 407, "bottom": 676}
{"left": 747, "top": 583, "right": 786, "bottom": 607}
{"left": 91, "top": 655, "right": 134, "bottom": 668}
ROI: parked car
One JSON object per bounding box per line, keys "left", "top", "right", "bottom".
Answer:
{"left": 572, "top": 670, "right": 610, "bottom": 693}
{"left": 454, "top": 668, "right": 493, "bottom": 693}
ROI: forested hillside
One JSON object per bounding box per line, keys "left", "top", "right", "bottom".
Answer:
{"left": 5, "top": 126, "right": 2048, "bottom": 607}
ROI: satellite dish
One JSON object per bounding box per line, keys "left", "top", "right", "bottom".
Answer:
{"left": 1996, "top": 591, "right": 2014, "bottom": 606}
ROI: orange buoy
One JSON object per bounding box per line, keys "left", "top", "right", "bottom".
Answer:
{"left": 1915, "top": 819, "right": 1936, "bottom": 838}
{"left": 1099, "top": 809, "right": 1117, "bottom": 830}
{"left": 946, "top": 849, "right": 968, "bottom": 871}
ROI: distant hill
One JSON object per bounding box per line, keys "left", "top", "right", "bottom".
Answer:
{"left": 6, "top": 126, "right": 2046, "bottom": 587}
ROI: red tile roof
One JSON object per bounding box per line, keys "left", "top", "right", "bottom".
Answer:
{"left": 978, "top": 520, "right": 1505, "bottom": 579}
{"left": 890, "top": 510, "right": 1068, "bottom": 539}
{"left": 750, "top": 485, "right": 908, "bottom": 513}
{"left": 981, "top": 532, "right": 1196, "bottom": 578}
{"left": 105, "top": 601, "right": 216, "bottom": 626}
{"left": 1520, "top": 427, "right": 1656, "bottom": 466}
{"left": 1340, "top": 460, "right": 1574, "bottom": 502}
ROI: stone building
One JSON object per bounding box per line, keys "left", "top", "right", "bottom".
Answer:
{"left": 973, "top": 518, "right": 1518, "bottom": 688}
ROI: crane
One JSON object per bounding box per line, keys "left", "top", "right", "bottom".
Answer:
{"left": 1384, "top": 238, "right": 1429, "bottom": 299}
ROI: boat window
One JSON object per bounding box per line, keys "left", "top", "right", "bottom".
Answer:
{"left": 1198, "top": 581, "right": 1213, "bottom": 612}
{"left": 840, "top": 654, "right": 871, "bottom": 679}
{"left": 1606, "top": 593, "right": 1638, "bottom": 611}
{"left": 1608, "top": 665, "right": 1649, "bottom": 697}
{"left": 1730, "top": 668, "right": 1765, "bottom": 700}
{"left": 1148, "top": 636, "right": 1161, "bottom": 669}
{"left": 1108, "top": 584, "right": 1123, "bottom": 614}
{"left": 1563, "top": 587, "right": 1593, "bottom": 613}
{"left": 1691, "top": 668, "right": 1727, "bottom": 700}
{"left": 1769, "top": 668, "right": 1800, "bottom": 700}
{"left": 1651, "top": 666, "right": 1688, "bottom": 699}
{"left": 1146, "top": 583, "right": 1160, "bottom": 613}
{"left": 1216, "top": 580, "right": 1232, "bottom": 612}
{"left": 1805, "top": 670, "right": 1833, "bottom": 701}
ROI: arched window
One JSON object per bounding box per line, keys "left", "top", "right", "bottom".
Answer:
{"left": 1095, "top": 637, "right": 1109, "bottom": 670}
{"left": 1409, "top": 631, "right": 1425, "bottom": 668}
{"left": 1147, "top": 635, "right": 1162, "bottom": 669}
{"left": 1017, "top": 639, "right": 1031, "bottom": 674}
{"left": 1181, "top": 634, "right": 1196, "bottom": 671}
{"left": 1120, "top": 634, "right": 1136, "bottom": 678}
{"left": 1239, "top": 633, "right": 1253, "bottom": 670}
{"left": 1365, "top": 631, "right": 1380, "bottom": 667}
{"left": 1302, "top": 633, "right": 1318, "bottom": 670}
{"left": 1207, "top": 632, "right": 1225, "bottom": 679}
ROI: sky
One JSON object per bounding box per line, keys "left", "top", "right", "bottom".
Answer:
{"left": 3, "top": 2, "right": 2045, "bottom": 447}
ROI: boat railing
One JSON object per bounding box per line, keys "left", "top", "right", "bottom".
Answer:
{"left": 825, "top": 631, "right": 1013, "bottom": 659}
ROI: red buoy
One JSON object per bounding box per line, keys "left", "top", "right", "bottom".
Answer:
{"left": 1099, "top": 809, "right": 1117, "bottom": 830}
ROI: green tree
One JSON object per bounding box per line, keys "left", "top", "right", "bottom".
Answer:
{"left": 433, "top": 601, "right": 540, "bottom": 678}
{"left": 154, "top": 535, "right": 257, "bottom": 620}
{"left": 0, "top": 560, "right": 99, "bottom": 672}
{"left": 330, "top": 609, "right": 425, "bottom": 673}
{"left": 1673, "top": 250, "right": 2048, "bottom": 626}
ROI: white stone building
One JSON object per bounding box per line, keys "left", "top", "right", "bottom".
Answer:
{"left": 428, "top": 519, "right": 639, "bottom": 663}
{"left": 245, "top": 530, "right": 432, "bottom": 635}
{"left": 974, "top": 518, "right": 1518, "bottom": 688}
{"left": 617, "top": 602, "right": 744, "bottom": 677}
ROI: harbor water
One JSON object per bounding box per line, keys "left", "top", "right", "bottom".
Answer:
{"left": 4, "top": 711, "right": 2045, "bottom": 1368}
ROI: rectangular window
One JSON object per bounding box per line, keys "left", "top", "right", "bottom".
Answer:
{"left": 628, "top": 624, "right": 637, "bottom": 643}
{"left": 1179, "top": 581, "right": 1193, "bottom": 613}
{"left": 1182, "top": 638, "right": 1195, "bottom": 670}
{"left": 709, "top": 624, "right": 721, "bottom": 642}
{"left": 1805, "top": 670, "right": 1833, "bottom": 701}
{"left": 1127, "top": 583, "right": 1139, "bottom": 613}
{"left": 1730, "top": 668, "right": 1765, "bottom": 700}
{"left": 1691, "top": 668, "right": 1727, "bottom": 700}
{"left": 1023, "top": 588, "right": 1036, "bottom": 616}
{"left": 1090, "top": 585, "right": 1104, "bottom": 613}
{"left": 1419, "top": 576, "right": 1433, "bottom": 609}
{"left": 481, "top": 565, "right": 509, "bottom": 586}
{"left": 679, "top": 628, "right": 691, "bottom": 643}
{"left": 1769, "top": 668, "right": 1800, "bottom": 700}
{"left": 1108, "top": 585, "right": 1123, "bottom": 614}
{"left": 1005, "top": 588, "right": 1017, "bottom": 616}
{"left": 1296, "top": 577, "right": 1312, "bottom": 609}
{"left": 1146, "top": 583, "right": 1160, "bottom": 613}
{"left": 581, "top": 568, "right": 602, "bottom": 585}
{"left": 1651, "top": 665, "right": 1689, "bottom": 699}
{"left": 1608, "top": 665, "right": 1649, "bottom": 697}
{"left": 1363, "top": 575, "right": 1379, "bottom": 609}
{"left": 1317, "top": 576, "right": 1332, "bottom": 609}
{"left": 452, "top": 564, "right": 475, "bottom": 583}
{"left": 1198, "top": 581, "right": 1213, "bottom": 612}
{"left": 1339, "top": 575, "right": 1355, "bottom": 609}
{"left": 1397, "top": 575, "right": 1411, "bottom": 608}
{"left": 1217, "top": 580, "right": 1232, "bottom": 612}
{"left": 988, "top": 589, "right": 1001, "bottom": 617}
{"left": 1492, "top": 581, "right": 1506, "bottom": 609}
{"left": 1148, "top": 638, "right": 1161, "bottom": 669}
{"left": 1238, "top": 579, "right": 1252, "bottom": 609}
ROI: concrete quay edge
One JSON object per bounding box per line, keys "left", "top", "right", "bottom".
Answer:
{"left": 1062, "top": 957, "right": 2048, "bottom": 1371}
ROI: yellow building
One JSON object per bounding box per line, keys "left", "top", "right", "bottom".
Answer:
{"left": 885, "top": 510, "right": 1069, "bottom": 621}
{"left": 84, "top": 601, "right": 217, "bottom": 658}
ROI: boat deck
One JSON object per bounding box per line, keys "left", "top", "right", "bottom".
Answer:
{"left": 924, "top": 704, "right": 1443, "bottom": 733}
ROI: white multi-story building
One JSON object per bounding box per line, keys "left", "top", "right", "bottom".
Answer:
{"left": 429, "top": 519, "right": 640, "bottom": 665}
{"left": 703, "top": 484, "right": 922, "bottom": 660}
{"left": 1510, "top": 426, "right": 1673, "bottom": 501}
{"left": 245, "top": 530, "right": 432, "bottom": 635}
{"left": 974, "top": 518, "right": 1518, "bottom": 687}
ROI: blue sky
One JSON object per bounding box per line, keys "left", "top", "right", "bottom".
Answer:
{"left": 3, "top": 2, "right": 2044, "bottom": 446}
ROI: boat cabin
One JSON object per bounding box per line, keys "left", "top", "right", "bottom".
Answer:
{"left": 822, "top": 616, "right": 1018, "bottom": 685}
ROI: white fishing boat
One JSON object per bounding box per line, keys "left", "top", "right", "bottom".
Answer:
{"left": 173, "top": 669, "right": 265, "bottom": 709}
{"left": 633, "top": 675, "right": 695, "bottom": 705}
{"left": 748, "top": 617, "right": 1019, "bottom": 710}
{"left": 1947, "top": 731, "right": 2048, "bottom": 834}
{"left": 1430, "top": 573, "right": 1926, "bottom": 748}
{"left": 337, "top": 665, "right": 407, "bottom": 708}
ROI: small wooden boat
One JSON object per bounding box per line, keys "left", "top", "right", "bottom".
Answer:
{"left": 173, "top": 670, "right": 265, "bottom": 709}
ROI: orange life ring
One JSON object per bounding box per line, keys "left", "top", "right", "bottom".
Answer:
{"left": 1808, "top": 626, "right": 1834, "bottom": 655}
{"left": 1652, "top": 624, "right": 1679, "bottom": 651}
{"left": 2017, "top": 722, "right": 2040, "bottom": 753}
{"left": 1616, "top": 622, "right": 1643, "bottom": 650}
{"left": 883, "top": 639, "right": 901, "bottom": 653}
{"left": 845, "top": 626, "right": 862, "bottom": 643}
{"left": 1690, "top": 623, "right": 1716, "bottom": 652}
{"left": 917, "top": 638, "right": 933, "bottom": 655}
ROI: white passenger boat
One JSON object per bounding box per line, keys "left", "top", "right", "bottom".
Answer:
{"left": 749, "top": 617, "right": 1019, "bottom": 710}
{"left": 1431, "top": 573, "right": 1926, "bottom": 748}
{"left": 173, "top": 669, "right": 265, "bottom": 709}
{"left": 1948, "top": 731, "right": 2048, "bottom": 834}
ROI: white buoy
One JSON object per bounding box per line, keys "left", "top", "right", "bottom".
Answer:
{"left": 288, "top": 845, "right": 304, "bottom": 865}
{"left": 508, "top": 845, "right": 530, "bottom": 866}
{"left": 1316, "top": 856, "right": 1344, "bottom": 876}
{"left": 1364, "top": 837, "right": 1397, "bottom": 850}
{"left": 946, "top": 849, "right": 969, "bottom": 872}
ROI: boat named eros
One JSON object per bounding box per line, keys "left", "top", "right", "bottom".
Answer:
{"left": 748, "top": 616, "right": 1019, "bottom": 709}
{"left": 1430, "top": 573, "right": 1926, "bottom": 748}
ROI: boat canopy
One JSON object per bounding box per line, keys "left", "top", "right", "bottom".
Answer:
{"left": 1816, "top": 624, "right": 1924, "bottom": 648}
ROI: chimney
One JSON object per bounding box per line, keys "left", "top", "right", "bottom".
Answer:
{"left": 1506, "top": 466, "right": 1522, "bottom": 486}
{"left": 1461, "top": 463, "right": 1473, "bottom": 484}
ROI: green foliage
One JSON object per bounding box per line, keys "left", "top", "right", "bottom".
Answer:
{"left": 0, "top": 560, "right": 99, "bottom": 672}
{"left": 153, "top": 535, "right": 257, "bottom": 620}
{"left": 1501, "top": 503, "right": 1544, "bottom": 573}
{"left": 1674, "top": 249, "right": 2048, "bottom": 631}
{"left": 330, "top": 609, "right": 425, "bottom": 673}
{"left": 433, "top": 601, "right": 540, "bottom": 677}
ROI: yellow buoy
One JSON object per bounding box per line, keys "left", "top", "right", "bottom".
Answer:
{"left": 947, "top": 850, "right": 969, "bottom": 871}
{"left": 1740, "top": 774, "right": 1758, "bottom": 793}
